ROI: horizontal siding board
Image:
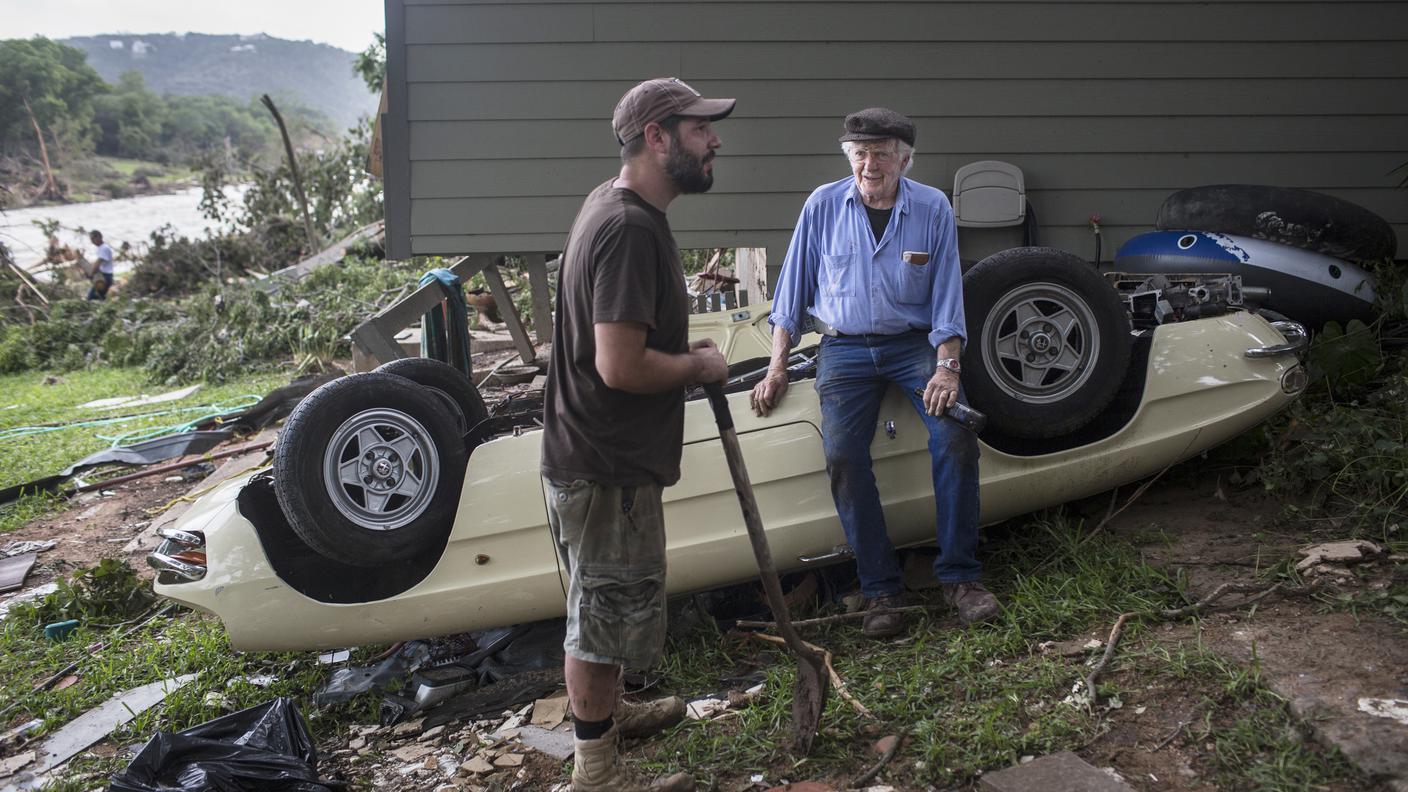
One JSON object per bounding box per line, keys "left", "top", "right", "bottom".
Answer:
{"left": 405, "top": 4, "right": 594, "bottom": 43}
{"left": 407, "top": 41, "right": 1408, "bottom": 81}
{"left": 409, "top": 116, "right": 1408, "bottom": 159}
{"left": 409, "top": 187, "right": 1407, "bottom": 238}
{"left": 408, "top": 79, "right": 1408, "bottom": 121}
{"left": 409, "top": 153, "right": 1408, "bottom": 199}
{"left": 408, "top": 225, "right": 1408, "bottom": 264}
{"left": 591, "top": 2, "right": 1408, "bottom": 42}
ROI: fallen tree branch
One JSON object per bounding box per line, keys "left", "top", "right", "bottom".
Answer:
{"left": 850, "top": 733, "right": 903, "bottom": 788}
{"left": 1160, "top": 581, "right": 1285, "bottom": 619}
{"left": 751, "top": 632, "right": 874, "bottom": 720}
{"left": 1082, "top": 612, "right": 1133, "bottom": 710}
{"left": 1081, "top": 579, "right": 1296, "bottom": 709}
{"left": 736, "top": 604, "right": 931, "bottom": 631}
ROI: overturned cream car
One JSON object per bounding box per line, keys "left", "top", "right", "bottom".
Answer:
{"left": 152, "top": 249, "right": 1307, "bottom": 650}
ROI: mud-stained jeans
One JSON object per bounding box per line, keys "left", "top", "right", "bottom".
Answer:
{"left": 815, "top": 331, "right": 982, "bottom": 598}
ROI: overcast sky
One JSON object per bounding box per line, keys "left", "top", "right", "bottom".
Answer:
{"left": 2, "top": 0, "right": 386, "bottom": 53}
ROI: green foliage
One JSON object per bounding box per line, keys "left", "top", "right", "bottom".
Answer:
{"left": 354, "top": 33, "right": 387, "bottom": 94}
{"left": 0, "top": 37, "right": 106, "bottom": 158}
{"left": 1255, "top": 260, "right": 1408, "bottom": 532}
{"left": 8, "top": 558, "right": 154, "bottom": 627}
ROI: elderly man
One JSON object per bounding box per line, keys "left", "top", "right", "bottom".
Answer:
{"left": 541, "top": 77, "right": 732, "bottom": 791}
{"left": 750, "top": 107, "right": 998, "bottom": 637}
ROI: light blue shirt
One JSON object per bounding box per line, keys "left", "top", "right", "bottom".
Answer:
{"left": 769, "top": 176, "right": 965, "bottom": 351}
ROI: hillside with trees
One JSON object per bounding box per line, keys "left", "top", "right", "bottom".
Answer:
{"left": 62, "top": 33, "right": 377, "bottom": 132}
{"left": 0, "top": 35, "right": 376, "bottom": 207}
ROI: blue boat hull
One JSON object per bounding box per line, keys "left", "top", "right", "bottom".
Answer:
{"left": 1114, "top": 231, "right": 1377, "bottom": 326}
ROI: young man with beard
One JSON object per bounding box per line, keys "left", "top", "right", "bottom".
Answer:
{"left": 750, "top": 108, "right": 1000, "bottom": 638}
{"left": 541, "top": 77, "right": 733, "bottom": 792}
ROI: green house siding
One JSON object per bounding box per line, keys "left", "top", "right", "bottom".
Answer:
{"left": 384, "top": 0, "right": 1408, "bottom": 275}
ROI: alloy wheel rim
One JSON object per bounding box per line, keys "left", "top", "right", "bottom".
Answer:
{"left": 980, "top": 281, "right": 1101, "bottom": 405}
{"left": 322, "top": 408, "right": 439, "bottom": 531}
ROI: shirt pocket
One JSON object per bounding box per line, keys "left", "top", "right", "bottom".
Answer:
{"left": 895, "top": 258, "right": 932, "bottom": 305}
{"left": 820, "top": 252, "right": 855, "bottom": 297}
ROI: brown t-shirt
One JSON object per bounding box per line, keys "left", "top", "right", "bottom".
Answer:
{"left": 540, "top": 181, "right": 690, "bottom": 486}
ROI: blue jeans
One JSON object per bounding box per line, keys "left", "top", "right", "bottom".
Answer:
{"left": 815, "top": 331, "right": 981, "bottom": 597}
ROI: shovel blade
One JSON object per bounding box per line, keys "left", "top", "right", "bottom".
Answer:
{"left": 790, "top": 652, "right": 830, "bottom": 755}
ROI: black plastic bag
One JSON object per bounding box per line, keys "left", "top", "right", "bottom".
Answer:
{"left": 109, "top": 697, "right": 344, "bottom": 792}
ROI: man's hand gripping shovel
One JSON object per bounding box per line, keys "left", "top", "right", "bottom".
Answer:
{"left": 703, "top": 382, "right": 829, "bottom": 754}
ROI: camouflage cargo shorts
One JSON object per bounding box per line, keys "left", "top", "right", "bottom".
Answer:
{"left": 544, "top": 478, "right": 668, "bottom": 668}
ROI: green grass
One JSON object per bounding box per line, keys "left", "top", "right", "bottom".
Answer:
{"left": 645, "top": 512, "right": 1370, "bottom": 790}
{"left": 0, "top": 367, "right": 291, "bottom": 494}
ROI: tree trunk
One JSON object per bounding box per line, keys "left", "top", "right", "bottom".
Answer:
{"left": 259, "top": 94, "right": 321, "bottom": 252}
{"left": 22, "top": 96, "right": 63, "bottom": 202}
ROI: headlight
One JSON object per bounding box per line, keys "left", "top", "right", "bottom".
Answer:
{"left": 1281, "top": 364, "right": 1309, "bottom": 394}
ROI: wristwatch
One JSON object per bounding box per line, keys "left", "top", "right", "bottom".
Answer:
{"left": 936, "top": 358, "right": 962, "bottom": 373}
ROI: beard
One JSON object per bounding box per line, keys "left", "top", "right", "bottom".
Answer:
{"left": 665, "top": 140, "right": 714, "bottom": 194}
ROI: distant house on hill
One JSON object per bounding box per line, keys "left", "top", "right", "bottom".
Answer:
{"left": 380, "top": 0, "right": 1408, "bottom": 285}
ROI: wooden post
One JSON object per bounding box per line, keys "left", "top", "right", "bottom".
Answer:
{"left": 484, "top": 255, "right": 537, "bottom": 362}
{"left": 524, "top": 253, "right": 553, "bottom": 344}
{"left": 736, "top": 248, "right": 768, "bottom": 306}
{"left": 260, "top": 94, "right": 321, "bottom": 252}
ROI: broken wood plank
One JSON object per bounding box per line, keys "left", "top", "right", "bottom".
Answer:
{"left": 17, "top": 674, "right": 198, "bottom": 783}
{"left": 0, "top": 553, "right": 36, "bottom": 594}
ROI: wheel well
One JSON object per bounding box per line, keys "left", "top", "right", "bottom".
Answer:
{"left": 239, "top": 473, "right": 443, "bottom": 603}
{"left": 977, "top": 331, "right": 1152, "bottom": 456}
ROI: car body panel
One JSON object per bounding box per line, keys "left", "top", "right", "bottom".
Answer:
{"left": 156, "top": 309, "right": 1302, "bottom": 650}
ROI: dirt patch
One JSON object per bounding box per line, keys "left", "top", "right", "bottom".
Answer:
{"left": 2, "top": 474, "right": 198, "bottom": 588}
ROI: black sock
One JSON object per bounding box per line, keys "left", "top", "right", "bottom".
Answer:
{"left": 575, "top": 715, "right": 614, "bottom": 740}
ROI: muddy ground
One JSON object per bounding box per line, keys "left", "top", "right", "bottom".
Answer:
{"left": 2, "top": 448, "right": 1404, "bottom": 791}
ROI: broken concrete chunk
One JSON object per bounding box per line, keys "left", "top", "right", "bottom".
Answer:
{"left": 391, "top": 718, "right": 425, "bottom": 737}
{"left": 980, "top": 751, "right": 1133, "bottom": 792}
{"left": 418, "top": 725, "right": 446, "bottom": 742}
{"left": 388, "top": 744, "right": 433, "bottom": 762}
{"left": 516, "top": 724, "right": 574, "bottom": 760}
{"left": 1295, "top": 540, "right": 1385, "bottom": 572}
{"left": 493, "top": 753, "right": 524, "bottom": 768}
{"left": 460, "top": 756, "right": 495, "bottom": 775}
{"left": 529, "top": 693, "right": 569, "bottom": 727}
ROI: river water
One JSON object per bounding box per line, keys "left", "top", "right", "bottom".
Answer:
{"left": 0, "top": 186, "right": 246, "bottom": 273}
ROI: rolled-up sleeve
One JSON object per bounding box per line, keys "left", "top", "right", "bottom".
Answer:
{"left": 927, "top": 201, "right": 966, "bottom": 350}
{"left": 768, "top": 200, "right": 819, "bottom": 348}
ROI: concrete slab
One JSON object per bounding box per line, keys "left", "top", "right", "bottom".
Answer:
{"left": 1208, "top": 604, "right": 1408, "bottom": 789}
{"left": 980, "top": 752, "right": 1132, "bottom": 792}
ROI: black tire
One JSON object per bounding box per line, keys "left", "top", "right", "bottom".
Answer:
{"left": 962, "top": 247, "right": 1133, "bottom": 439}
{"left": 1156, "top": 184, "right": 1396, "bottom": 261}
{"left": 375, "top": 357, "right": 488, "bottom": 437}
{"left": 273, "top": 372, "right": 467, "bottom": 566}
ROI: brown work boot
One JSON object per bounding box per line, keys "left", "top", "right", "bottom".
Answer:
{"left": 572, "top": 725, "right": 694, "bottom": 791}
{"left": 861, "top": 594, "right": 906, "bottom": 638}
{"left": 942, "top": 581, "right": 1001, "bottom": 624}
{"left": 616, "top": 694, "right": 686, "bottom": 738}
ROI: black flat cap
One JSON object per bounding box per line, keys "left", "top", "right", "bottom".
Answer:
{"left": 838, "top": 107, "right": 916, "bottom": 146}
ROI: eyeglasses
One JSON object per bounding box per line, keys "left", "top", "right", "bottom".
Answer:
{"left": 847, "top": 146, "right": 898, "bottom": 164}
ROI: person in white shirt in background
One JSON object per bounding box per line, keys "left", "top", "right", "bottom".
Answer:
{"left": 86, "top": 230, "right": 115, "bottom": 300}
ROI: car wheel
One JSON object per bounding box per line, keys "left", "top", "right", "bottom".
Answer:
{"left": 375, "top": 357, "right": 488, "bottom": 437}
{"left": 962, "top": 247, "right": 1132, "bottom": 439}
{"left": 1156, "top": 184, "right": 1396, "bottom": 261}
{"left": 274, "top": 372, "right": 467, "bottom": 566}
